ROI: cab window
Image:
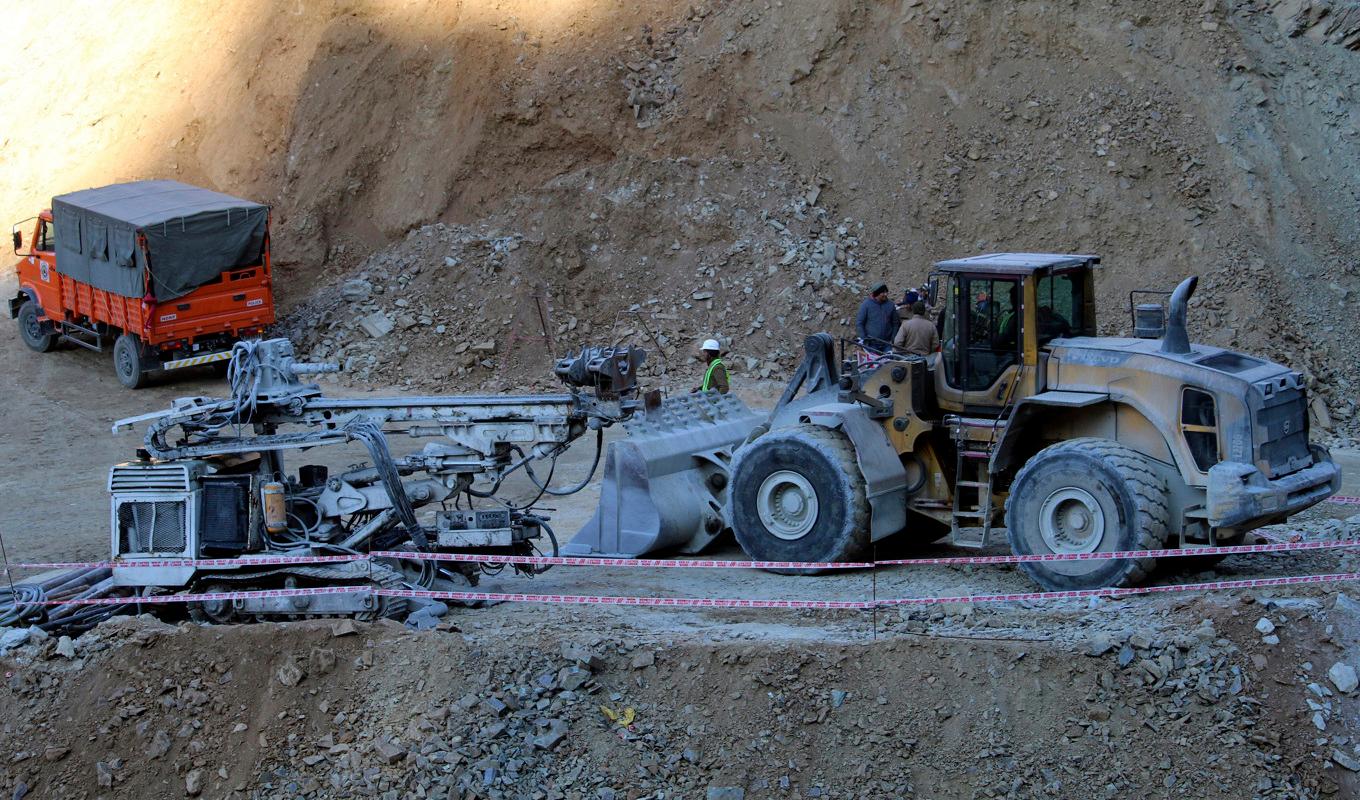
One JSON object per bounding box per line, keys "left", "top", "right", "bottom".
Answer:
{"left": 1034, "top": 271, "right": 1088, "bottom": 347}
{"left": 36, "top": 220, "right": 55, "bottom": 252}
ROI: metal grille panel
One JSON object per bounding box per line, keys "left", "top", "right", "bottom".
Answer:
{"left": 1257, "top": 389, "right": 1310, "bottom": 478}
{"left": 117, "top": 500, "right": 188, "bottom": 554}
{"left": 109, "top": 464, "right": 192, "bottom": 492}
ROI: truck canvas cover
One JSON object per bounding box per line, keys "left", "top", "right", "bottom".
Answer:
{"left": 51, "top": 180, "right": 268, "bottom": 301}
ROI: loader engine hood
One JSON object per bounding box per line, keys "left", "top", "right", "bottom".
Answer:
{"left": 1046, "top": 336, "right": 1314, "bottom": 479}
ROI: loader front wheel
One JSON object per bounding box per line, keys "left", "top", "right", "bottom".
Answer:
{"left": 729, "top": 424, "right": 869, "bottom": 573}
{"left": 1005, "top": 438, "right": 1169, "bottom": 591}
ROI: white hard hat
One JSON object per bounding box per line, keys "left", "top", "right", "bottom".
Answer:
{"left": 701, "top": 338, "right": 721, "bottom": 352}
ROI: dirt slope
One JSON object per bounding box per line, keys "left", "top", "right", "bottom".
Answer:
{"left": 1, "top": 2, "right": 1356, "bottom": 436}
{"left": 4, "top": 589, "right": 1359, "bottom": 799}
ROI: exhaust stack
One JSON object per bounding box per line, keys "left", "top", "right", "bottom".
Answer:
{"left": 1160, "top": 276, "right": 1197, "bottom": 355}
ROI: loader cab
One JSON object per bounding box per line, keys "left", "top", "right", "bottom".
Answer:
{"left": 931, "top": 253, "right": 1098, "bottom": 416}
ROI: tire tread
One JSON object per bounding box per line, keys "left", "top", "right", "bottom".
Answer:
{"left": 1006, "top": 437, "right": 1170, "bottom": 588}
{"left": 729, "top": 423, "right": 871, "bottom": 569}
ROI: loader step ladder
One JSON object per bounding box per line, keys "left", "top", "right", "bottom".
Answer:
{"left": 948, "top": 416, "right": 1003, "bottom": 549}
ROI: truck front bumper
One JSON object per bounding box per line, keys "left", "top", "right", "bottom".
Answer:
{"left": 1206, "top": 446, "right": 1342, "bottom": 529}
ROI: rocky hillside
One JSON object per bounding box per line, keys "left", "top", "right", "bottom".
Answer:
{"left": 2, "top": 0, "right": 1357, "bottom": 436}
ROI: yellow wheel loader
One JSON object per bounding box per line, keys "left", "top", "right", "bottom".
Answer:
{"left": 572, "top": 253, "right": 1341, "bottom": 591}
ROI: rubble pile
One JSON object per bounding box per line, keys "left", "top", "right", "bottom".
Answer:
{"left": 279, "top": 160, "right": 873, "bottom": 396}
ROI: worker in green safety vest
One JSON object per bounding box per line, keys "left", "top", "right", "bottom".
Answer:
{"left": 693, "top": 338, "right": 730, "bottom": 394}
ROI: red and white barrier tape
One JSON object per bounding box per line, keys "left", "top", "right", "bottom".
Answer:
{"left": 368, "top": 551, "right": 874, "bottom": 570}
{"left": 11, "top": 554, "right": 365, "bottom": 571}
{"left": 30, "top": 585, "right": 366, "bottom": 607}
{"left": 8, "top": 535, "right": 1359, "bottom": 573}
{"left": 6, "top": 495, "right": 1357, "bottom": 576}
{"left": 30, "top": 571, "right": 1360, "bottom": 610}
{"left": 878, "top": 571, "right": 1360, "bottom": 605}
{"left": 873, "top": 538, "right": 1360, "bottom": 566}
{"left": 393, "top": 572, "right": 1360, "bottom": 609}
{"left": 380, "top": 587, "right": 870, "bottom": 610}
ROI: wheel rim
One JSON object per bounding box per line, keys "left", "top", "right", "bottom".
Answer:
{"left": 756, "top": 470, "right": 819, "bottom": 541}
{"left": 116, "top": 344, "right": 135, "bottom": 378}
{"left": 1038, "top": 487, "right": 1106, "bottom": 554}
{"left": 22, "top": 311, "right": 43, "bottom": 344}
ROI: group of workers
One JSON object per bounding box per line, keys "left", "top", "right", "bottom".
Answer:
{"left": 692, "top": 280, "right": 942, "bottom": 396}
{"left": 853, "top": 282, "right": 939, "bottom": 356}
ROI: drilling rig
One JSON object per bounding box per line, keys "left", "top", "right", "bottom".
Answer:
{"left": 103, "top": 338, "right": 645, "bottom": 623}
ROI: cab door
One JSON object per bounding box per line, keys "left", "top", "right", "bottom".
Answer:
{"left": 15, "top": 216, "right": 59, "bottom": 312}
{"left": 934, "top": 273, "right": 1023, "bottom": 416}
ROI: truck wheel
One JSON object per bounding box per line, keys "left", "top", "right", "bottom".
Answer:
{"left": 113, "top": 333, "right": 149, "bottom": 389}
{"left": 1005, "top": 438, "right": 1169, "bottom": 591}
{"left": 17, "top": 301, "right": 56, "bottom": 353}
{"left": 728, "top": 424, "right": 869, "bottom": 573}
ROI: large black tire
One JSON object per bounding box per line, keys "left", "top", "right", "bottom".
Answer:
{"left": 728, "top": 424, "right": 869, "bottom": 574}
{"left": 16, "top": 301, "right": 56, "bottom": 353}
{"left": 1005, "top": 438, "right": 1169, "bottom": 591}
{"left": 113, "top": 333, "right": 149, "bottom": 389}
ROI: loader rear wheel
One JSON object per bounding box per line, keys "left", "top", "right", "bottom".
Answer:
{"left": 113, "top": 333, "right": 149, "bottom": 389}
{"left": 1005, "top": 438, "right": 1169, "bottom": 591}
{"left": 729, "top": 424, "right": 869, "bottom": 573}
{"left": 17, "top": 301, "right": 56, "bottom": 353}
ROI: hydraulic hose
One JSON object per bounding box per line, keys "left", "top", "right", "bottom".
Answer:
{"left": 524, "top": 428, "right": 604, "bottom": 497}
{"left": 345, "top": 419, "right": 429, "bottom": 549}
{"left": 528, "top": 516, "right": 560, "bottom": 575}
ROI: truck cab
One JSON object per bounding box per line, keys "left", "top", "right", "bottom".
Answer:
{"left": 930, "top": 253, "right": 1097, "bottom": 416}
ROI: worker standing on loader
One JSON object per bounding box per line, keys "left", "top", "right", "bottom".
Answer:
{"left": 893, "top": 301, "right": 939, "bottom": 356}
{"left": 694, "top": 338, "right": 730, "bottom": 394}
{"left": 855, "top": 283, "right": 901, "bottom": 351}
{"left": 898, "top": 287, "right": 920, "bottom": 314}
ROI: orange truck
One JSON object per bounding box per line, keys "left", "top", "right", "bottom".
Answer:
{"left": 8, "top": 180, "right": 275, "bottom": 387}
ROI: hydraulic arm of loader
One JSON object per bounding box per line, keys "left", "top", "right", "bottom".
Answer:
{"left": 567, "top": 333, "right": 856, "bottom": 559}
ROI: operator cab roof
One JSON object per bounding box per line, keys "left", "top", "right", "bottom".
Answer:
{"left": 933, "top": 253, "right": 1100, "bottom": 275}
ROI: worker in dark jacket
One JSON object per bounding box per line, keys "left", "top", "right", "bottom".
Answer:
{"left": 855, "top": 283, "right": 901, "bottom": 351}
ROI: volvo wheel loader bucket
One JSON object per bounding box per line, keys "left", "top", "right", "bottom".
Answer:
{"left": 565, "top": 392, "right": 763, "bottom": 558}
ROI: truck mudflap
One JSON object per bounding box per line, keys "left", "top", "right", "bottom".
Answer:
{"left": 1206, "top": 445, "right": 1342, "bottom": 529}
